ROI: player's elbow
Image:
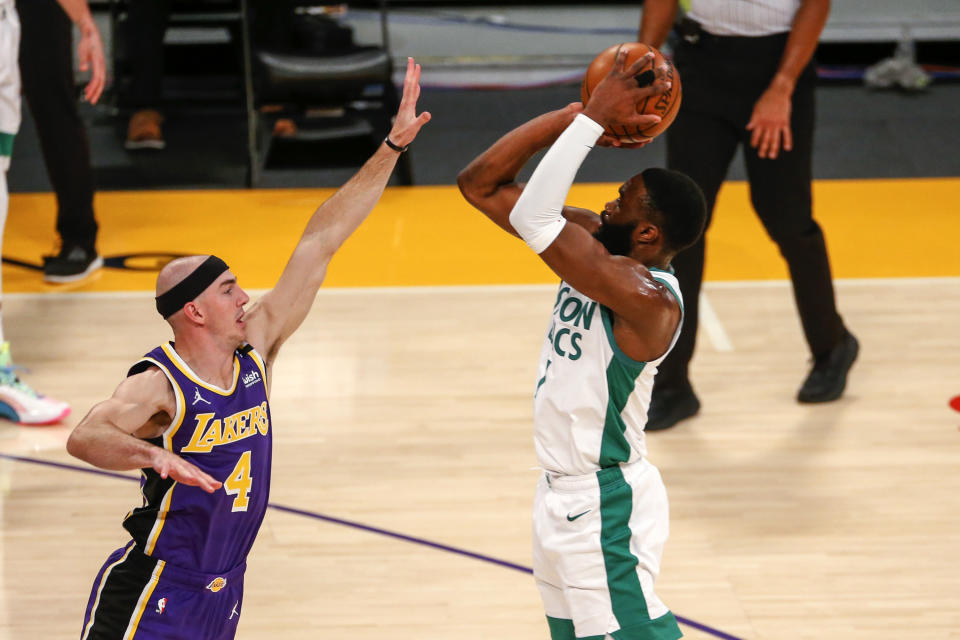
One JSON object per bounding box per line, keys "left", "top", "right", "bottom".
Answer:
{"left": 65, "top": 415, "right": 102, "bottom": 462}
{"left": 456, "top": 166, "right": 481, "bottom": 206}
{"left": 65, "top": 427, "right": 87, "bottom": 460}
{"left": 457, "top": 163, "right": 497, "bottom": 209}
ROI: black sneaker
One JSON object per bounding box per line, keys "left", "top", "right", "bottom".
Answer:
{"left": 797, "top": 330, "right": 859, "bottom": 403}
{"left": 646, "top": 382, "right": 701, "bottom": 431}
{"left": 43, "top": 245, "right": 104, "bottom": 283}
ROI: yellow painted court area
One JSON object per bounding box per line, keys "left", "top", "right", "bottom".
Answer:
{"left": 5, "top": 176, "right": 959, "bottom": 292}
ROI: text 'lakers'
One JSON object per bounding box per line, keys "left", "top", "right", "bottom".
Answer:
{"left": 182, "top": 402, "right": 270, "bottom": 453}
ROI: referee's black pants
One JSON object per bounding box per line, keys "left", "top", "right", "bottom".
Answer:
{"left": 658, "top": 31, "right": 846, "bottom": 391}
{"left": 17, "top": 0, "right": 98, "bottom": 251}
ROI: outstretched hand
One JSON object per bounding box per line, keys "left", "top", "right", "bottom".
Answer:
{"left": 387, "top": 57, "right": 432, "bottom": 148}
{"left": 153, "top": 448, "right": 222, "bottom": 493}
{"left": 582, "top": 49, "right": 669, "bottom": 138}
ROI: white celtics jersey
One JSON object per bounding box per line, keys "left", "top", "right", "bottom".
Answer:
{"left": 533, "top": 270, "right": 683, "bottom": 476}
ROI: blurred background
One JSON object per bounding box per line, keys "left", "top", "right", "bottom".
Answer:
{"left": 9, "top": 0, "right": 960, "bottom": 192}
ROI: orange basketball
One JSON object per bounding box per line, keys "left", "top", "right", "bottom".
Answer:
{"left": 581, "top": 42, "right": 682, "bottom": 142}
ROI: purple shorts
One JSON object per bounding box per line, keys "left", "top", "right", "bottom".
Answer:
{"left": 80, "top": 542, "right": 246, "bottom": 640}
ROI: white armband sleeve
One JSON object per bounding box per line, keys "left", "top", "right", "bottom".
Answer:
{"left": 508, "top": 113, "right": 604, "bottom": 254}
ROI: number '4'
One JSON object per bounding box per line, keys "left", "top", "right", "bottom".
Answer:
{"left": 224, "top": 450, "right": 253, "bottom": 512}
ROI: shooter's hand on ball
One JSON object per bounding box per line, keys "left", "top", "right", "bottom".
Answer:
{"left": 597, "top": 132, "right": 652, "bottom": 149}
{"left": 582, "top": 49, "right": 670, "bottom": 136}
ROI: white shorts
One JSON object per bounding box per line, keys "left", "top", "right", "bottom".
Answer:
{"left": 533, "top": 458, "right": 681, "bottom": 640}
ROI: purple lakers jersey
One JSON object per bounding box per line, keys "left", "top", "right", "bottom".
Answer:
{"left": 123, "top": 342, "right": 272, "bottom": 574}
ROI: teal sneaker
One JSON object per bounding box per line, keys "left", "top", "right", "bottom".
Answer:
{"left": 0, "top": 342, "right": 70, "bottom": 425}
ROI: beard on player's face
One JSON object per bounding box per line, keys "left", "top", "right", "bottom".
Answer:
{"left": 593, "top": 221, "right": 638, "bottom": 257}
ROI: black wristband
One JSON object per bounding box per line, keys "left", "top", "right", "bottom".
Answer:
{"left": 384, "top": 136, "right": 409, "bottom": 153}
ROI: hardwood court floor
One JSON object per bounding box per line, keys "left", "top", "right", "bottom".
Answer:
{"left": 1, "top": 178, "right": 959, "bottom": 639}
{"left": 1, "top": 279, "right": 959, "bottom": 640}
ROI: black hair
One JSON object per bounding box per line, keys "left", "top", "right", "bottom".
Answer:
{"left": 640, "top": 168, "right": 707, "bottom": 254}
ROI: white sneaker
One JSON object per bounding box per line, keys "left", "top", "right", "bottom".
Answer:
{"left": 0, "top": 342, "right": 71, "bottom": 425}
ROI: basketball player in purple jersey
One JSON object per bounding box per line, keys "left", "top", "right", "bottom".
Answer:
{"left": 65, "top": 58, "right": 431, "bottom": 640}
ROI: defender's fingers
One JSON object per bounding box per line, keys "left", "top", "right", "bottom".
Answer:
{"left": 401, "top": 58, "right": 416, "bottom": 99}
{"left": 402, "top": 59, "right": 419, "bottom": 100}
{"left": 187, "top": 467, "right": 221, "bottom": 493}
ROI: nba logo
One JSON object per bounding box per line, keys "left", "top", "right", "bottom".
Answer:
{"left": 156, "top": 598, "right": 167, "bottom": 614}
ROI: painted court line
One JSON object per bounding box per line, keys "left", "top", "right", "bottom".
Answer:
{"left": 0, "top": 452, "right": 745, "bottom": 640}
{"left": 698, "top": 292, "right": 734, "bottom": 353}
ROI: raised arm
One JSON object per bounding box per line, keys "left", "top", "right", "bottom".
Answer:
{"left": 457, "top": 103, "right": 601, "bottom": 235}
{"left": 499, "top": 51, "right": 680, "bottom": 360}
{"left": 66, "top": 369, "right": 222, "bottom": 492}
{"left": 243, "top": 58, "right": 431, "bottom": 365}
{"left": 457, "top": 93, "right": 663, "bottom": 237}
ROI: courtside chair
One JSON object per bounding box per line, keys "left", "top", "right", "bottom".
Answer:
{"left": 243, "top": 0, "right": 413, "bottom": 186}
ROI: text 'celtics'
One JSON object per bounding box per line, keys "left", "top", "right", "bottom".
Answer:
{"left": 547, "top": 287, "right": 597, "bottom": 361}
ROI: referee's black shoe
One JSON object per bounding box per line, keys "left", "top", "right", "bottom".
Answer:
{"left": 43, "top": 245, "right": 104, "bottom": 283}
{"left": 797, "top": 330, "right": 859, "bottom": 403}
{"left": 646, "top": 382, "right": 700, "bottom": 431}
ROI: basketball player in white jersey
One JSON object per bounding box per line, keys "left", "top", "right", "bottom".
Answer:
{"left": 458, "top": 50, "right": 707, "bottom": 640}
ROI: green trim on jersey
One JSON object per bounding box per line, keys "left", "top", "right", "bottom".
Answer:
{"left": 599, "top": 307, "right": 646, "bottom": 467}
{"left": 546, "top": 616, "right": 605, "bottom": 640}
{"left": 600, "top": 306, "right": 647, "bottom": 368}
{"left": 648, "top": 267, "right": 683, "bottom": 316}
{"left": 649, "top": 276, "right": 683, "bottom": 315}
{"left": 598, "top": 467, "right": 651, "bottom": 627}
{"left": 0, "top": 132, "right": 14, "bottom": 157}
